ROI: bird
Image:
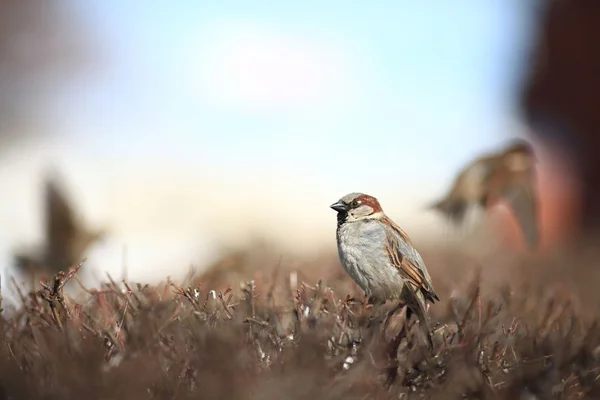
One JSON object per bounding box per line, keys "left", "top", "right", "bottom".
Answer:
{"left": 14, "top": 173, "right": 106, "bottom": 286}
{"left": 429, "top": 139, "right": 539, "bottom": 249}
{"left": 330, "top": 192, "right": 439, "bottom": 348}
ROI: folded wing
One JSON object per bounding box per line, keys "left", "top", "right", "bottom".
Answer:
{"left": 382, "top": 218, "right": 440, "bottom": 303}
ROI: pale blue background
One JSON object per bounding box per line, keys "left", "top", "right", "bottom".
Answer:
{"left": 0, "top": 1, "right": 540, "bottom": 291}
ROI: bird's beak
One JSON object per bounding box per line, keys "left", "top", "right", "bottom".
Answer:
{"left": 330, "top": 201, "right": 348, "bottom": 213}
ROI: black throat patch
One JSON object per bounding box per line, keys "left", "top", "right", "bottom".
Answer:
{"left": 336, "top": 211, "right": 348, "bottom": 228}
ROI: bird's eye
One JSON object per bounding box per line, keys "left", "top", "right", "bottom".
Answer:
{"left": 350, "top": 200, "right": 360, "bottom": 208}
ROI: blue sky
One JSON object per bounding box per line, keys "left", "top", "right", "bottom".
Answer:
{"left": 0, "top": 1, "right": 540, "bottom": 287}
{"left": 60, "top": 1, "right": 536, "bottom": 181}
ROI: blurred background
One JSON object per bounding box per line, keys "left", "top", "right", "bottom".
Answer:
{"left": 0, "top": 1, "right": 591, "bottom": 291}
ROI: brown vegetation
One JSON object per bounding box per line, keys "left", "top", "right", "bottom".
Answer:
{"left": 0, "top": 243, "right": 599, "bottom": 400}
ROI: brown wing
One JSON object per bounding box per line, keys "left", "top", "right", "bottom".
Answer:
{"left": 486, "top": 152, "right": 539, "bottom": 249}
{"left": 500, "top": 172, "right": 539, "bottom": 249}
{"left": 44, "top": 177, "right": 78, "bottom": 269}
{"left": 382, "top": 217, "right": 440, "bottom": 303}
{"left": 431, "top": 155, "right": 499, "bottom": 224}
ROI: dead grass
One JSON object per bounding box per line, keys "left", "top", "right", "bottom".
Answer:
{"left": 1, "top": 245, "right": 600, "bottom": 400}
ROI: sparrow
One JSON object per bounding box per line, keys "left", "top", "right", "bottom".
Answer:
{"left": 331, "top": 192, "right": 439, "bottom": 348}
{"left": 14, "top": 173, "right": 106, "bottom": 281}
{"left": 430, "top": 139, "right": 539, "bottom": 249}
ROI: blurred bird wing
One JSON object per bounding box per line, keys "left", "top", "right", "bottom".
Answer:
{"left": 431, "top": 155, "right": 499, "bottom": 223}
{"left": 459, "top": 155, "right": 500, "bottom": 196}
{"left": 381, "top": 217, "right": 440, "bottom": 302}
{"left": 45, "top": 178, "right": 78, "bottom": 263}
{"left": 499, "top": 172, "right": 539, "bottom": 249}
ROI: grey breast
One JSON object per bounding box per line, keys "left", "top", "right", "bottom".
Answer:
{"left": 337, "top": 220, "right": 406, "bottom": 299}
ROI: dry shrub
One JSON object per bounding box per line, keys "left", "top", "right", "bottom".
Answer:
{"left": 0, "top": 244, "right": 600, "bottom": 400}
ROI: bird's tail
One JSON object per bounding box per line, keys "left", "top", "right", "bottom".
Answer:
{"left": 403, "top": 285, "right": 434, "bottom": 349}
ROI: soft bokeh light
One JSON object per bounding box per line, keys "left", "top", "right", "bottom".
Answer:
{"left": 186, "top": 20, "right": 360, "bottom": 111}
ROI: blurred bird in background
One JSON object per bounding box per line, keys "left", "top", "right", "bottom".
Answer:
{"left": 13, "top": 173, "right": 106, "bottom": 287}
{"left": 430, "top": 139, "right": 539, "bottom": 250}
{"left": 0, "top": 1, "right": 96, "bottom": 287}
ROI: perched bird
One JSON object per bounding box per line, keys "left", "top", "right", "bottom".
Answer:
{"left": 430, "top": 139, "right": 539, "bottom": 249}
{"left": 14, "top": 174, "right": 106, "bottom": 284}
{"left": 331, "top": 192, "right": 439, "bottom": 348}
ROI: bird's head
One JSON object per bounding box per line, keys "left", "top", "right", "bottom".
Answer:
{"left": 330, "top": 192, "right": 384, "bottom": 223}
{"left": 502, "top": 139, "right": 538, "bottom": 171}
{"left": 504, "top": 138, "right": 534, "bottom": 154}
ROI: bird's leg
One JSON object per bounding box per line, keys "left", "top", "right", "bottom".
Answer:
{"left": 360, "top": 295, "right": 376, "bottom": 318}
{"left": 402, "top": 285, "right": 434, "bottom": 350}
{"left": 380, "top": 301, "right": 405, "bottom": 339}
{"left": 383, "top": 303, "right": 410, "bottom": 388}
